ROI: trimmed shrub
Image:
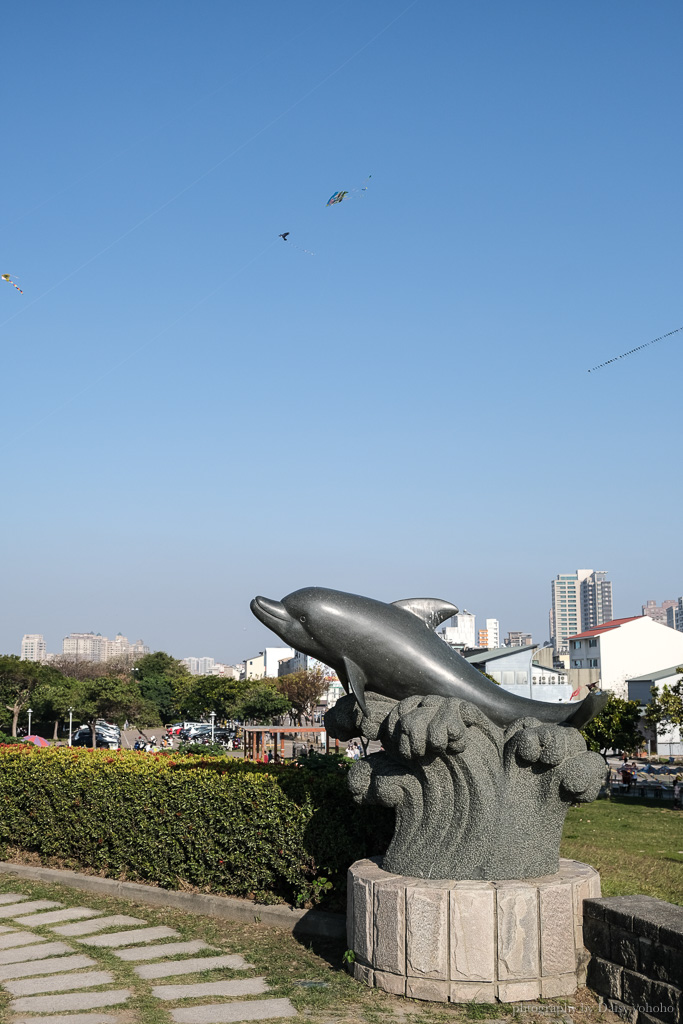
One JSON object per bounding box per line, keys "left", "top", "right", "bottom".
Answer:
{"left": 0, "top": 746, "right": 391, "bottom": 909}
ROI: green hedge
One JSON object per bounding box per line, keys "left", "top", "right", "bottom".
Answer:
{"left": 0, "top": 746, "right": 392, "bottom": 910}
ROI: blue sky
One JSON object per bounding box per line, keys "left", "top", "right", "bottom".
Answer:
{"left": 2, "top": 1, "right": 682, "bottom": 663}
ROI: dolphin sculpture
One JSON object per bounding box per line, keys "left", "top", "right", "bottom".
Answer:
{"left": 250, "top": 587, "right": 607, "bottom": 729}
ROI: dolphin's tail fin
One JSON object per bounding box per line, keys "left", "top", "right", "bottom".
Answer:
{"left": 343, "top": 657, "right": 369, "bottom": 715}
{"left": 567, "top": 689, "right": 609, "bottom": 730}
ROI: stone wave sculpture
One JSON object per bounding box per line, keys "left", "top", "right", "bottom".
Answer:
{"left": 251, "top": 586, "right": 607, "bottom": 880}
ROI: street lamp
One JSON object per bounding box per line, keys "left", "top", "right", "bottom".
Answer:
{"left": 27, "top": 708, "right": 32, "bottom": 736}
{"left": 68, "top": 707, "right": 74, "bottom": 748}
{"left": 210, "top": 711, "right": 216, "bottom": 744}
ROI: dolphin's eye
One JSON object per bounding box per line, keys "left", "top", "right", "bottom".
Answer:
{"left": 299, "top": 615, "right": 307, "bottom": 623}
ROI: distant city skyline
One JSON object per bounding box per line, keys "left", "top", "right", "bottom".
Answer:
{"left": 15, "top": 582, "right": 683, "bottom": 666}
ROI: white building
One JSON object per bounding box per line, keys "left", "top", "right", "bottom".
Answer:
{"left": 21, "top": 634, "right": 46, "bottom": 662}
{"left": 465, "top": 646, "right": 571, "bottom": 703}
{"left": 627, "top": 665, "right": 682, "bottom": 756}
{"left": 440, "top": 610, "right": 476, "bottom": 650}
{"left": 242, "top": 647, "right": 294, "bottom": 681}
{"left": 567, "top": 615, "right": 683, "bottom": 698}
{"left": 477, "top": 619, "right": 500, "bottom": 649}
{"left": 182, "top": 657, "right": 216, "bottom": 676}
{"left": 62, "top": 632, "right": 148, "bottom": 662}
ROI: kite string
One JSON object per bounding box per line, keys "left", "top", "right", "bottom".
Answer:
{"left": 0, "top": 0, "right": 418, "bottom": 334}
{"left": 587, "top": 324, "right": 683, "bottom": 372}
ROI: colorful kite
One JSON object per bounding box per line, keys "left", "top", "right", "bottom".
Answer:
{"left": 588, "top": 323, "right": 683, "bottom": 372}
{"left": 326, "top": 175, "right": 371, "bottom": 207}
{"left": 2, "top": 273, "right": 23, "bottom": 294}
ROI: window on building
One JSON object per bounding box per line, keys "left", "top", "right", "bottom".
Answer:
{"left": 572, "top": 659, "right": 583, "bottom": 668}
{"left": 589, "top": 638, "right": 598, "bottom": 648}
{"left": 572, "top": 640, "right": 582, "bottom": 650}
{"left": 588, "top": 659, "right": 598, "bottom": 668}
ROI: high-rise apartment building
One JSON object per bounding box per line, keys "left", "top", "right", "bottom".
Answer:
{"left": 642, "top": 600, "right": 677, "bottom": 627}
{"left": 62, "top": 632, "right": 148, "bottom": 662}
{"left": 21, "top": 634, "right": 46, "bottom": 662}
{"left": 477, "top": 618, "right": 500, "bottom": 649}
{"left": 581, "top": 571, "right": 613, "bottom": 631}
{"left": 667, "top": 598, "right": 683, "bottom": 632}
{"left": 550, "top": 570, "right": 613, "bottom": 654}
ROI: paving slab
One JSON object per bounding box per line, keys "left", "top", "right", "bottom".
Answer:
{"left": 134, "top": 954, "right": 254, "bottom": 980}
{"left": 0, "top": 894, "right": 31, "bottom": 906}
{"left": 78, "top": 925, "right": 180, "bottom": 947}
{"left": 5, "top": 970, "right": 116, "bottom": 996}
{"left": 54, "top": 915, "right": 148, "bottom": 936}
{"left": 0, "top": 899, "right": 62, "bottom": 918}
{"left": 170, "top": 998, "right": 297, "bottom": 1022}
{"left": 11, "top": 987, "right": 132, "bottom": 1013}
{"left": 0, "top": 954, "right": 98, "bottom": 980}
{"left": 0, "top": 941, "right": 73, "bottom": 964}
{"left": 114, "top": 939, "right": 218, "bottom": 961}
{"left": 152, "top": 977, "right": 268, "bottom": 1000}
{"left": 13, "top": 907, "right": 103, "bottom": 927}
{"left": 0, "top": 925, "right": 20, "bottom": 932}
{"left": 0, "top": 931, "right": 48, "bottom": 949}
{"left": 13, "top": 1015, "right": 121, "bottom": 1024}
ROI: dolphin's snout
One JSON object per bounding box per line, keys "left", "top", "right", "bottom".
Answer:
{"left": 251, "top": 596, "right": 291, "bottom": 623}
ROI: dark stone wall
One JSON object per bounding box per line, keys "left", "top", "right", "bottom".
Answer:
{"left": 584, "top": 896, "right": 683, "bottom": 1024}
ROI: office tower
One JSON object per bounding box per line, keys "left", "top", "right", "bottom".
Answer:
{"left": 21, "top": 634, "right": 46, "bottom": 662}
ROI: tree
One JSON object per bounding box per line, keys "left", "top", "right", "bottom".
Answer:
{"left": 68, "top": 676, "right": 148, "bottom": 748}
{"left": 175, "top": 675, "right": 249, "bottom": 721}
{"left": 581, "top": 692, "right": 643, "bottom": 762}
{"left": 32, "top": 673, "right": 80, "bottom": 740}
{"left": 644, "top": 672, "right": 683, "bottom": 739}
{"left": 276, "top": 668, "right": 327, "bottom": 724}
{"left": 48, "top": 655, "right": 131, "bottom": 682}
{"left": 237, "top": 683, "right": 291, "bottom": 725}
{"left": 0, "top": 656, "right": 63, "bottom": 736}
{"left": 131, "top": 652, "right": 191, "bottom": 723}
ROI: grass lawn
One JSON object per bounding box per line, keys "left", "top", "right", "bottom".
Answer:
{"left": 561, "top": 797, "right": 683, "bottom": 906}
{"left": 0, "top": 875, "right": 615, "bottom": 1024}
{"left": 0, "top": 797, "right": 678, "bottom": 1024}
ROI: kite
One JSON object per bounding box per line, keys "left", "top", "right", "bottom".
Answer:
{"left": 2, "top": 274, "right": 22, "bottom": 294}
{"left": 326, "top": 175, "right": 372, "bottom": 207}
{"left": 277, "top": 232, "right": 314, "bottom": 255}
{"left": 588, "top": 323, "right": 683, "bottom": 372}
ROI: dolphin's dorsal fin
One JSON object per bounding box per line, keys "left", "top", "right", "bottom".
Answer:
{"left": 343, "top": 657, "right": 369, "bottom": 715}
{"left": 392, "top": 598, "right": 459, "bottom": 631}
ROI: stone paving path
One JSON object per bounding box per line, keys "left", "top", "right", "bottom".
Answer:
{"left": 0, "top": 891, "right": 298, "bottom": 1023}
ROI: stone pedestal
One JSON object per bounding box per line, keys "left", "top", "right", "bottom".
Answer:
{"left": 348, "top": 857, "right": 600, "bottom": 1003}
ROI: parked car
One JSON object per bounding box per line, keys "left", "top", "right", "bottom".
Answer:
{"left": 71, "top": 726, "right": 119, "bottom": 749}
{"left": 167, "top": 721, "right": 201, "bottom": 736}
{"left": 180, "top": 724, "right": 212, "bottom": 743}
